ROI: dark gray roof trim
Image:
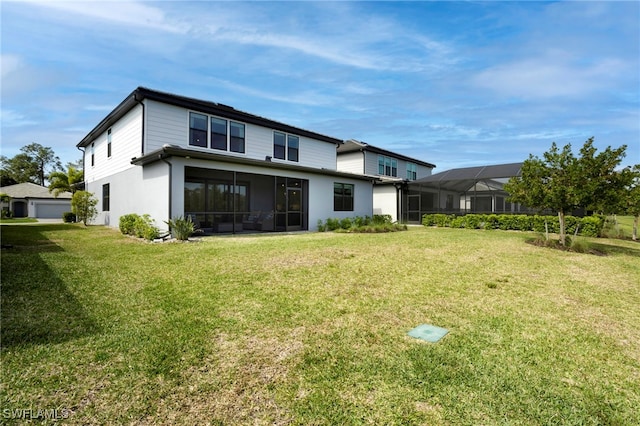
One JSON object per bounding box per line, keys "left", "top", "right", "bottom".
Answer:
{"left": 338, "top": 140, "right": 436, "bottom": 169}
{"left": 78, "top": 87, "right": 343, "bottom": 148}
{"left": 132, "top": 146, "right": 379, "bottom": 182}
{"left": 413, "top": 162, "right": 523, "bottom": 184}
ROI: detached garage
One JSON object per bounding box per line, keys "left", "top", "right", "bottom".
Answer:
{"left": 0, "top": 182, "right": 72, "bottom": 219}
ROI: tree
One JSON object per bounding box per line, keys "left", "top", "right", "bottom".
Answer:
{"left": 618, "top": 165, "right": 640, "bottom": 241}
{"left": 71, "top": 191, "right": 98, "bottom": 226}
{"left": 48, "top": 165, "right": 84, "bottom": 197}
{"left": 0, "top": 153, "right": 40, "bottom": 184}
{"left": 504, "top": 138, "right": 628, "bottom": 246}
{"left": 0, "top": 143, "right": 62, "bottom": 186}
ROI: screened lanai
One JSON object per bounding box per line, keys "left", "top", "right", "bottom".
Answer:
{"left": 404, "top": 162, "right": 527, "bottom": 222}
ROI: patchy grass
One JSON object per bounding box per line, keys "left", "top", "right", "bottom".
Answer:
{"left": 0, "top": 217, "right": 39, "bottom": 224}
{"left": 1, "top": 224, "right": 639, "bottom": 424}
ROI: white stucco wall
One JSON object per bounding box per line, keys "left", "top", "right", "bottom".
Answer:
{"left": 373, "top": 184, "right": 399, "bottom": 222}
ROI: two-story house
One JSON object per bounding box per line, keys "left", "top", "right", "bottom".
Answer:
{"left": 336, "top": 139, "right": 436, "bottom": 222}
{"left": 77, "top": 87, "right": 376, "bottom": 233}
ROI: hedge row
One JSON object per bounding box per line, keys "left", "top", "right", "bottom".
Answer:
{"left": 422, "top": 213, "right": 604, "bottom": 237}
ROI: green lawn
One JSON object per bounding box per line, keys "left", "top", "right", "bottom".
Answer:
{"left": 1, "top": 224, "right": 639, "bottom": 425}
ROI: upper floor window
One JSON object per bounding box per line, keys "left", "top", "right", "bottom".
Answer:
{"left": 211, "top": 117, "right": 227, "bottom": 150}
{"left": 189, "top": 113, "right": 208, "bottom": 147}
{"left": 229, "top": 121, "right": 245, "bottom": 153}
{"left": 189, "top": 112, "right": 245, "bottom": 154}
{"left": 287, "top": 135, "right": 299, "bottom": 162}
{"left": 273, "top": 132, "right": 299, "bottom": 162}
{"left": 274, "top": 132, "right": 286, "bottom": 159}
{"left": 407, "top": 162, "right": 417, "bottom": 180}
{"left": 91, "top": 143, "right": 95, "bottom": 167}
{"left": 378, "top": 155, "right": 397, "bottom": 177}
{"left": 107, "top": 128, "right": 112, "bottom": 158}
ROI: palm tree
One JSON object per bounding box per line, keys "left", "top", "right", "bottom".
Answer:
{"left": 48, "top": 165, "right": 84, "bottom": 197}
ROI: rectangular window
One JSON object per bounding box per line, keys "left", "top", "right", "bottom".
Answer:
{"left": 91, "top": 143, "right": 95, "bottom": 167}
{"left": 407, "top": 163, "right": 417, "bottom": 180}
{"left": 287, "top": 135, "right": 299, "bottom": 162}
{"left": 107, "top": 129, "right": 112, "bottom": 158}
{"left": 229, "top": 121, "right": 245, "bottom": 153}
{"left": 273, "top": 132, "right": 286, "bottom": 159}
{"left": 210, "top": 117, "right": 227, "bottom": 150}
{"left": 378, "top": 155, "right": 397, "bottom": 177}
{"left": 273, "top": 132, "right": 299, "bottom": 162}
{"left": 189, "top": 112, "right": 208, "bottom": 147}
{"left": 102, "top": 183, "right": 110, "bottom": 212}
{"left": 334, "top": 182, "right": 354, "bottom": 211}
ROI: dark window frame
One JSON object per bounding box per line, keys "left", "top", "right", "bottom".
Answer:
{"left": 210, "top": 117, "right": 227, "bottom": 150}
{"left": 229, "top": 121, "right": 245, "bottom": 153}
{"left": 102, "top": 183, "right": 110, "bottom": 212}
{"left": 189, "top": 112, "right": 208, "bottom": 148}
{"left": 333, "top": 182, "right": 354, "bottom": 211}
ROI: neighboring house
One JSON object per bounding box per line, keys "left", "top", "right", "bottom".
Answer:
{"left": 0, "top": 182, "right": 72, "bottom": 218}
{"left": 406, "top": 162, "right": 525, "bottom": 221}
{"left": 77, "top": 87, "right": 377, "bottom": 233}
{"left": 337, "top": 139, "right": 436, "bottom": 222}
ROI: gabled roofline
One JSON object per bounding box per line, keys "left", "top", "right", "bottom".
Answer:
{"left": 338, "top": 139, "right": 436, "bottom": 169}
{"left": 77, "top": 87, "right": 343, "bottom": 148}
{"left": 131, "top": 145, "right": 379, "bottom": 182}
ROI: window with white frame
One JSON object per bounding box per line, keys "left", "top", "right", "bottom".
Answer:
{"left": 378, "top": 155, "right": 397, "bottom": 177}
{"left": 189, "top": 113, "right": 208, "bottom": 147}
{"left": 107, "top": 128, "right": 112, "bottom": 158}
{"left": 188, "top": 112, "right": 245, "bottom": 153}
{"left": 407, "top": 162, "right": 417, "bottom": 180}
{"left": 273, "top": 132, "right": 299, "bottom": 162}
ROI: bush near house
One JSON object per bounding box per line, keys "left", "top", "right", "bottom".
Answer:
{"left": 119, "top": 213, "right": 160, "bottom": 241}
{"left": 318, "top": 214, "right": 407, "bottom": 233}
{"left": 422, "top": 213, "right": 604, "bottom": 237}
{"left": 165, "top": 215, "right": 195, "bottom": 241}
{"left": 62, "top": 212, "right": 76, "bottom": 223}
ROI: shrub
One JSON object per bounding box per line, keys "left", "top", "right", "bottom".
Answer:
{"left": 580, "top": 216, "right": 604, "bottom": 238}
{"left": 71, "top": 190, "right": 98, "bottom": 226}
{"left": 339, "top": 217, "right": 352, "bottom": 230}
{"left": 372, "top": 214, "right": 392, "bottom": 225}
{"left": 62, "top": 212, "right": 76, "bottom": 223}
{"left": 325, "top": 218, "right": 341, "bottom": 231}
{"left": 133, "top": 214, "right": 160, "bottom": 240}
{"left": 317, "top": 219, "right": 326, "bottom": 232}
{"left": 165, "top": 215, "right": 195, "bottom": 241}
{"left": 119, "top": 213, "right": 140, "bottom": 235}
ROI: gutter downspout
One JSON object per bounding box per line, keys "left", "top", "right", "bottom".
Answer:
{"left": 76, "top": 146, "right": 86, "bottom": 191}
{"left": 134, "top": 93, "right": 146, "bottom": 156}
{"left": 160, "top": 155, "right": 172, "bottom": 222}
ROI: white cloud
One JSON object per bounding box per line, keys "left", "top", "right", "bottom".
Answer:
{"left": 21, "top": 0, "right": 188, "bottom": 33}
{"left": 0, "top": 109, "right": 37, "bottom": 127}
{"left": 472, "top": 53, "right": 629, "bottom": 99}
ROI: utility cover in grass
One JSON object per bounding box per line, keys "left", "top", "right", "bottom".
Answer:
{"left": 408, "top": 324, "right": 449, "bottom": 343}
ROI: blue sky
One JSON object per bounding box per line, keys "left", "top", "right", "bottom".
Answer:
{"left": 2, "top": 0, "right": 639, "bottom": 172}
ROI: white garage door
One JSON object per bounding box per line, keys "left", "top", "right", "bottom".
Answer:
{"left": 35, "top": 202, "right": 71, "bottom": 219}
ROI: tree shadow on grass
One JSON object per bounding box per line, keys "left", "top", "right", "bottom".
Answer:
{"left": 1, "top": 225, "right": 101, "bottom": 349}
{"left": 589, "top": 240, "right": 640, "bottom": 258}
